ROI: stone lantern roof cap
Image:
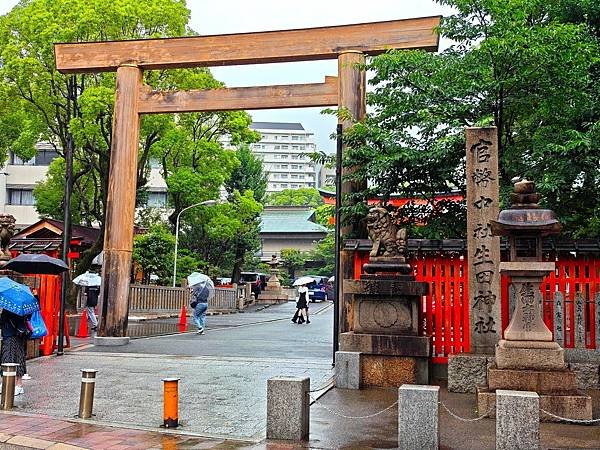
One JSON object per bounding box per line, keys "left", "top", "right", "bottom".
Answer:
{"left": 490, "top": 178, "right": 561, "bottom": 237}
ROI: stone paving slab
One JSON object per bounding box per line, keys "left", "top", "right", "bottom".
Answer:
{"left": 15, "top": 352, "right": 333, "bottom": 441}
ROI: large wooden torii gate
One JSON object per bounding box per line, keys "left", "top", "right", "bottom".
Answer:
{"left": 54, "top": 17, "right": 440, "bottom": 338}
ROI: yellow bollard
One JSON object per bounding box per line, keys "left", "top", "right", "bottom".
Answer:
{"left": 1, "top": 363, "right": 19, "bottom": 410}
{"left": 162, "top": 377, "right": 180, "bottom": 428}
{"left": 78, "top": 369, "right": 98, "bottom": 418}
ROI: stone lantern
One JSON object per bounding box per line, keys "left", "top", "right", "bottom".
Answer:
{"left": 259, "top": 254, "right": 288, "bottom": 304}
{"left": 490, "top": 178, "right": 561, "bottom": 347}
{"left": 477, "top": 178, "right": 592, "bottom": 421}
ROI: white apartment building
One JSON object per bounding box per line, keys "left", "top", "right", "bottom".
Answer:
{"left": 223, "top": 122, "right": 318, "bottom": 193}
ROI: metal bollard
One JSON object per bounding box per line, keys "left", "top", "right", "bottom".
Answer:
{"left": 1, "top": 363, "right": 19, "bottom": 410}
{"left": 78, "top": 369, "right": 98, "bottom": 418}
{"left": 162, "top": 377, "right": 179, "bottom": 428}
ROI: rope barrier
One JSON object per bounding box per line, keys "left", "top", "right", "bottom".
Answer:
{"left": 310, "top": 396, "right": 398, "bottom": 420}
{"left": 439, "top": 402, "right": 493, "bottom": 422}
{"left": 539, "top": 409, "right": 600, "bottom": 424}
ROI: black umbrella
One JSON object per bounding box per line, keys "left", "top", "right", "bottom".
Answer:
{"left": 4, "top": 253, "right": 69, "bottom": 275}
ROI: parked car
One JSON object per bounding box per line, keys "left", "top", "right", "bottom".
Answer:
{"left": 302, "top": 275, "right": 330, "bottom": 302}
{"left": 239, "top": 272, "right": 268, "bottom": 298}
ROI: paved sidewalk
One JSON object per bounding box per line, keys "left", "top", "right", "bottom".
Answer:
{"left": 0, "top": 385, "right": 598, "bottom": 449}
{"left": 0, "top": 411, "right": 255, "bottom": 449}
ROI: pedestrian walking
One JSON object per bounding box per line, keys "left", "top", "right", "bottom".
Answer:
{"left": 84, "top": 286, "right": 99, "bottom": 331}
{"left": 190, "top": 284, "right": 209, "bottom": 334}
{"left": 0, "top": 309, "right": 30, "bottom": 395}
{"left": 292, "top": 283, "right": 310, "bottom": 324}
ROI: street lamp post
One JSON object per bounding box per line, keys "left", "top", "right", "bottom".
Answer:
{"left": 172, "top": 200, "right": 216, "bottom": 287}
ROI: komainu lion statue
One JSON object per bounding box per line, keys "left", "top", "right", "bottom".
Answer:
{"left": 366, "top": 207, "right": 407, "bottom": 259}
{"left": 0, "top": 213, "right": 16, "bottom": 263}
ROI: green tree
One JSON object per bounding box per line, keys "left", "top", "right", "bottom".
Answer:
{"left": 308, "top": 233, "right": 335, "bottom": 276}
{"left": 221, "top": 144, "right": 267, "bottom": 282}
{"left": 132, "top": 224, "right": 175, "bottom": 285}
{"left": 225, "top": 144, "right": 268, "bottom": 202}
{"left": 344, "top": 0, "right": 599, "bottom": 238}
{"left": 280, "top": 248, "right": 307, "bottom": 280}
{"left": 0, "top": 0, "right": 257, "bottom": 279}
{"left": 266, "top": 188, "right": 324, "bottom": 207}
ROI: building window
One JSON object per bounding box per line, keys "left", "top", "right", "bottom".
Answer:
{"left": 281, "top": 174, "right": 288, "bottom": 179}
{"left": 299, "top": 174, "right": 305, "bottom": 179}
{"left": 291, "top": 154, "right": 299, "bottom": 159}
{"left": 280, "top": 164, "right": 288, "bottom": 169}
{"left": 281, "top": 135, "right": 289, "bottom": 140}
{"left": 281, "top": 183, "right": 288, "bottom": 188}
{"left": 298, "top": 165, "right": 303, "bottom": 170}
{"left": 280, "top": 154, "right": 289, "bottom": 159}
{"left": 291, "top": 174, "right": 298, "bottom": 179}
{"left": 10, "top": 153, "right": 34, "bottom": 166}
{"left": 291, "top": 184, "right": 298, "bottom": 188}
{"left": 274, "top": 145, "right": 280, "bottom": 150}
{"left": 281, "top": 145, "right": 288, "bottom": 150}
{"left": 291, "top": 164, "right": 298, "bottom": 169}
{"left": 35, "top": 149, "right": 59, "bottom": 166}
{"left": 292, "top": 145, "right": 298, "bottom": 150}
{"left": 299, "top": 145, "right": 305, "bottom": 150}
{"left": 273, "top": 173, "right": 279, "bottom": 179}
{"left": 147, "top": 191, "right": 167, "bottom": 207}
{"left": 292, "top": 135, "right": 299, "bottom": 141}
{"left": 8, "top": 188, "right": 35, "bottom": 205}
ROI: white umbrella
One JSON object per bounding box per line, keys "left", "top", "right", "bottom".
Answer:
{"left": 72, "top": 271, "right": 102, "bottom": 287}
{"left": 293, "top": 276, "right": 315, "bottom": 287}
{"left": 187, "top": 272, "right": 215, "bottom": 301}
{"left": 328, "top": 275, "right": 335, "bottom": 283}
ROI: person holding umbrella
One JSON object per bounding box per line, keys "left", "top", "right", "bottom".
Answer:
{"left": 0, "top": 277, "right": 40, "bottom": 396}
{"left": 73, "top": 272, "right": 102, "bottom": 332}
{"left": 187, "top": 272, "right": 214, "bottom": 335}
{"left": 292, "top": 276, "right": 314, "bottom": 324}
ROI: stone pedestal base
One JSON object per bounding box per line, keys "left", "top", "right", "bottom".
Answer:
{"left": 362, "top": 354, "right": 429, "bottom": 386}
{"left": 257, "top": 291, "right": 288, "bottom": 304}
{"left": 477, "top": 385, "right": 592, "bottom": 422}
{"left": 340, "top": 332, "right": 431, "bottom": 387}
{"left": 496, "top": 339, "right": 565, "bottom": 370}
{"left": 487, "top": 367, "right": 578, "bottom": 395}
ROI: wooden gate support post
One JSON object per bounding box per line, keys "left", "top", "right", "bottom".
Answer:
{"left": 337, "top": 51, "right": 366, "bottom": 334}
{"left": 98, "top": 64, "right": 143, "bottom": 337}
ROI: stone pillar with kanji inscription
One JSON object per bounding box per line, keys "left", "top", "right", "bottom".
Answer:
{"left": 466, "top": 127, "right": 501, "bottom": 354}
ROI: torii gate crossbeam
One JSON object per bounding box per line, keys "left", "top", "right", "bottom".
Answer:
{"left": 53, "top": 17, "right": 440, "bottom": 339}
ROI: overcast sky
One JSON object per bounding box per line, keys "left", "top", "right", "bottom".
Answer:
{"left": 0, "top": 0, "right": 453, "bottom": 153}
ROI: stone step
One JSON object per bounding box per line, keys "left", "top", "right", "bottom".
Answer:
{"left": 487, "top": 367, "right": 578, "bottom": 395}
{"left": 477, "top": 385, "right": 593, "bottom": 423}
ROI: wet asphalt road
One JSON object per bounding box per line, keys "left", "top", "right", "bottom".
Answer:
{"left": 80, "top": 301, "right": 335, "bottom": 361}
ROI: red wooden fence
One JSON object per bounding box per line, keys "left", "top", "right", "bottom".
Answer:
{"left": 353, "top": 251, "right": 600, "bottom": 364}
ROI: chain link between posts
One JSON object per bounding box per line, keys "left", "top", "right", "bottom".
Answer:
{"left": 539, "top": 409, "right": 600, "bottom": 424}
{"left": 310, "top": 396, "right": 399, "bottom": 420}
{"left": 439, "top": 402, "right": 494, "bottom": 422}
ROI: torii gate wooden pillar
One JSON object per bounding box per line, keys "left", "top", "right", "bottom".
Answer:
{"left": 54, "top": 17, "right": 440, "bottom": 337}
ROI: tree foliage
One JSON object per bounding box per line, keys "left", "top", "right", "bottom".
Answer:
{"left": 132, "top": 224, "right": 175, "bottom": 285}
{"left": 280, "top": 248, "right": 307, "bottom": 280}
{"left": 344, "top": 0, "right": 599, "bottom": 238}
{"left": 266, "top": 188, "right": 324, "bottom": 208}
{"left": 0, "top": 0, "right": 258, "bottom": 278}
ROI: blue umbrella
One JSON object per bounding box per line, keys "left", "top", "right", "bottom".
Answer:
{"left": 0, "top": 277, "right": 40, "bottom": 316}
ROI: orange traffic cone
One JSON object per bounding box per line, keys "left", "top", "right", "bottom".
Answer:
{"left": 76, "top": 309, "right": 89, "bottom": 338}
{"left": 178, "top": 303, "right": 187, "bottom": 331}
